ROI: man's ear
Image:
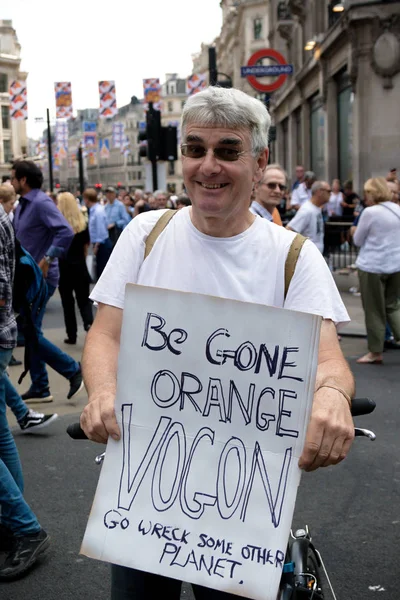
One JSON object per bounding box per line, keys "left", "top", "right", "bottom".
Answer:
{"left": 253, "top": 148, "right": 269, "bottom": 184}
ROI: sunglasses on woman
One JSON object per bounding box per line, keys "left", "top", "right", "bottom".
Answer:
{"left": 181, "top": 144, "right": 248, "bottom": 162}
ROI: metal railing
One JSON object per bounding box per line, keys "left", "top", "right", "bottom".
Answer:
{"left": 323, "top": 221, "right": 359, "bottom": 271}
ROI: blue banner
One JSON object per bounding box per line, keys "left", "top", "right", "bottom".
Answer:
{"left": 83, "top": 121, "right": 97, "bottom": 132}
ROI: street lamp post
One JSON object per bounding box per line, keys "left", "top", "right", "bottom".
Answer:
{"left": 46, "top": 108, "right": 54, "bottom": 191}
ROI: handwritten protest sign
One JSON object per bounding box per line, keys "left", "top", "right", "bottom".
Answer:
{"left": 81, "top": 285, "right": 321, "bottom": 599}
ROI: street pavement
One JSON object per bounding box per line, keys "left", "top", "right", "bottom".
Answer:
{"left": 2, "top": 291, "right": 400, "bottom": 600}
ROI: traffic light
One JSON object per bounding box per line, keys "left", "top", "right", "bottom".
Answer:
{"left": 160, "top": 125, "right": 178, "bottom": 161}
{"left": 138, "top": 116, "right": 178, "bottom": 162}
{"left": 138, "top": 104, "right": 162, "bottom": 162}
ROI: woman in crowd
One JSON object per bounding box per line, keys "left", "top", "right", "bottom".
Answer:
{"left": 57, "top": 192, "right": 93, "bottom": 345}
{"left": 122, "top": 193, "right": 134, "bottom": 223}
{"left": 353, "top": 177, "right": 400, "bottom": 363}
{"left": 327, "top": 179, "right": 343, "bottom": 218}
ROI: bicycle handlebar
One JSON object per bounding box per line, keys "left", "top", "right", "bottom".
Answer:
{"left": 350, "top": 397, "right": 376, "bottom": 417}
{"left": 66, "top": 397, "right": 376, "bottom": 440}
{"left": 67, "top": 422, "right": 89, "bottom": 440}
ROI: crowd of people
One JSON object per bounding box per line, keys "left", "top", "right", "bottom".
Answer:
{"left": 0, "top": 84, "right": 398, "bottom": 595}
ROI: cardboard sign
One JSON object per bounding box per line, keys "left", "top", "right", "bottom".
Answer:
{"left": 81, "top": 285, "right": 321, "bottom": 599}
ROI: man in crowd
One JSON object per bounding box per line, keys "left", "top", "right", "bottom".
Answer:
{"left": 80, "top": 86, "right": 354, "bottom": 599}
{"left": 175, "top": 193, "right": 191, "bottom": 210}
{"left": 117, "top": 186, "right": 127, "bottom": 203}
{"left": 104, "top": 186, "right": 129, "bottom": 246}
{"left": 291, "top": 165, "right": 305, "bottom": 191}
{"left": 153, "top": 190, "right": 169, "bottom": 210}
{"left": 290, "top": 170, "right": 316, "bottom": 210}
{"left": 341, "top": 180, "right": 359, "bottom": 222}
{"left": 387, "top": 179, "right": 399, "bottom": 205}
{"left": 83, "top": 188, "right": 112, "bottom": 280}
{"left": 0, "top": 200, "right": 50, "bottom": 580}
{"left": 287, "top": 181, "right": 331, "bottom": 253}
{"left": 11, "top": 161, "right": 82, "bottom": 403}
{"left": 250, "top": 163, "right": 287, "bottom": 225}
{"left": 0, "top": 184, "right": 58, "bottom": 429}
{"left": 386, "top": 168, "right": 397, "bottom": 183}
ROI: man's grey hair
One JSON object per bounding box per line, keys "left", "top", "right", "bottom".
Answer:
{"left": 181, "top": 86, "right": 271, "bottom": 156}
{"left": 154, "top": 189, "right": 167, "bottom": 199}
{"left": 134, "top": 189, "right": 144, "bottom": 198}
{"left": 304, "top": 171, "right": 316, "bottom": 181}
{"left": 261, "top": 163, "right": 287, "bottom": 183}
{"left": 311, "top": 181, "right": 327, "bottom": 195}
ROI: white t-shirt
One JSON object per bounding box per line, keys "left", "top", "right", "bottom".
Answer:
{"left": 290, "top": 182, "right": 311, "bottom": 208}
{"left": 91, "top": 208, "right": 349, "bottom": 326}
{"left": 353, "top": 202, "right": 400, "bottom": 274}
{"left": 327, "top": 192, "right": 343, "bottom": 217}
{"left": 287, "top": 201, "right": 325, "bottom": 253}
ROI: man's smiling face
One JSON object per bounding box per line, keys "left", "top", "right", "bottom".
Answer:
{"left": 181, "top": 125, "right": 265, "bottom": 222}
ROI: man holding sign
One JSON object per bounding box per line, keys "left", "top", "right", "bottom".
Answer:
{"left": 80, "top": 87, "right": 354, "bottom": 599}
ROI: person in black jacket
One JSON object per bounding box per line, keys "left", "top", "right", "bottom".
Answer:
{"left": 57, "top": 192, "right": 93, "bottom": 344}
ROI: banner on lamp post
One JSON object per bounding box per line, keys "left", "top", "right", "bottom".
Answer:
{"left": 99, "top": 81, "right": 118, "bottom": 119}
{"left": 54, "top": 82, "right": 73, "bottom": 119}
{"left": 9, "top": 80, "right": 28, "bottom": 120}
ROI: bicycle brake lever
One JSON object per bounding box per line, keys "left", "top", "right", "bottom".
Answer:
{"left": 354, "top": 427, "right": 376, "bottom": 440}
{"left": 95, "top": 452, "right": 105, "bottom": 464}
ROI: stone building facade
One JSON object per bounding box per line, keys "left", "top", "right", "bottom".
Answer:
{"left": 269, "top": 0, "right": 400, "bottom": 191}
{"left": 0, "top": 20, "right": 28, "bottom": 179}
{"left": 193, "top": 0, "right": 400, "bottom": 192}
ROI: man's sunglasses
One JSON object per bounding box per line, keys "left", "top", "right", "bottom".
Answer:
{"left": 181, "top": 144, "right": 248, "bottom": 162}
{"left": 263, "top": 182, "right": 287, "bottom": 192}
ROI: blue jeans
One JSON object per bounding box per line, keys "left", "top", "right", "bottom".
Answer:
{"left": 0, "top": 347, "right": 40, "bottom": 535}
{"left": 27, "top": 283, "right": 79, "bottom": 393}
{"left": 4, "top": 374, "right": 28, "bottom": 422}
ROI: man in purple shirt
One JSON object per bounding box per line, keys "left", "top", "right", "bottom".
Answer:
{"left": 11, "top": 161, "right": 83, "bottom": 403}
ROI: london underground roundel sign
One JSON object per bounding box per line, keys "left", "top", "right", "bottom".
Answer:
{"left": 241, "top": 48, "right": 293, "bottom": 93}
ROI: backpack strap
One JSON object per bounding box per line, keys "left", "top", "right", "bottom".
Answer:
{"left": 144, "top": 209, "right": 177, "bottom": 260}
{"left": 284, "top": 233, "right": 307, "bottom": 300}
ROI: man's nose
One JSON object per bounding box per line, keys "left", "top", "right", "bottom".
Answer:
{"left": 200, "top": 149, "right": 222, "bottom": 175}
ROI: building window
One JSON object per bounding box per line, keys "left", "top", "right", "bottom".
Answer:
{"left": 168, "top": 161, "right": 175, "bottom": 176}
{"left": 253, "top": 18, "right": 263, "bottom": 40}
{"left": 0, "top": 73, "right": 7, "bottom": 93}
{"left": 3, "top": 139, "right": 13, "bottom": 163}
{"left": 2, "top": 105, "right": 10, "bottom": 130}
{"left": 137, "top": 171, "right": 142, "bottom": 180}
{"left": 336, "top": 70, "right": 353, "bottom": 183}
{"left": 309, "top": 95, "right": 326, "bottom": 179}
{"left": 168, "top": 101, "right": 173, "bottom": 112}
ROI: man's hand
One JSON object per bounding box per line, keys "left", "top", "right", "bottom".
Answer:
{"left": 107, "top": 223, "right": 115, "bottom": 230}
{"left": 38, "top": 258, "right": 49, "bottom": 279}
{"left": 80, "top": 303, "right": 123, "bottom": 444}
{"left": 299, "top": 387, "right": 354, "bottom": 471}
{"left": 0, "top": 299, "right": 5, "bottom": 307}
{"left": 93, "top": 243, "right": 99, "bottom": 256}
{"left": 80, "top": 390, "right": 120, "bottom": 444}
{"left": 299, "top": 319, "right": 355, "bottom": 471}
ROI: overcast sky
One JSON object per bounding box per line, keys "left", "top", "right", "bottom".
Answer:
{"left": 2, "top": 0, "right": 222, "bottom": 139}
